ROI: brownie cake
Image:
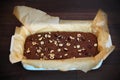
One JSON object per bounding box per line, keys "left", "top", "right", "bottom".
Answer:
{"left": 24, "top": 32, "right": 99, "bottom": 60}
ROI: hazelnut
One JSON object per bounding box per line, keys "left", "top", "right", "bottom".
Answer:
{"left": 94, "top": 43, "right": 97, "bottom": 47}
{"left": 66, "top": 42, "right": 71, "bottom": 46}
{"left": 77, "top": 34, "right": 81, "bottom": 37}
{"left": 35, "top": 53, "right": 39, "bottom": 56}
{"left": 77, "top": 38, "right": 80, "bottom": 41}
{"left": 38, "top": 37, "right": 43, "bottom": 41}
{"left": 60, "top": 55, "right": 62, "bottom": 58}
{"left": 64, "top": 48, "right": 68, "bottom": 51}
{"left": 81, "top": 48, "right": 85, "bottom": 50}
{"left": 37, "top": 49, "right": 41, "bottom": 53}
{"left": 69, "top": 36, "right": 75, "bottom": 39}
{"left": 49, "top": 53, "right": 55, "bottom": 59}
{"left": 32, "top": 42, "right": 37, "bottom": 45}
{"left": 38, "top": 34, "right": 41, "bottom": 37}
{"left": 48, "top": 32, "right": 51, "bottom": 34}
{"left": 47, "top": 35, "right": 51, "bottom": 38}
{"left": 59, "top": 43, "right": 63, "bottom": 47}
{"left": 88, "top": 40, "right": 91, "bottom": 42}
{"left": 57, "top": 48, "right": 61, "bottom": 52}
{"left": 49, "top": 40, "right": 53, "bottom": 43}
{"left": 40, "top": 41, "right": 44, "bottom": 45}
{"left": 45, "top": 34, "right": 48, "bottom": 38}
{"left": 79, "top": 53, "right": 82, "bottom": 55}
{"left": 54, "top": 41, "right": 58, "bottom": 46}
{"left": 64, "top": 53, "right": 68, "bottom": 56}
{"left": 74, "top": 46, "right": 76, "bottom": 48}
{"left": 78, "top": 49, "right": 82, "bottom": 52}
{"left": 50, "top": 50, "right": 54, "bottom": 53}
{"left": 41, "top": 53, "right": 44, "bottom": 56}
{"left": 76, "top": 45, "right": 80, "bottom": 48}
{"left": 26, "top": 48, "right": 30, "bottom": 53}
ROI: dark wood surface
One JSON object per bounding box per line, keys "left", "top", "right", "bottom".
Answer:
{"left": 0, "top": 0, "right": 120, "bottom": 80}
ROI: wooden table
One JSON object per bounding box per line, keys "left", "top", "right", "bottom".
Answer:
{"left": 0, "top": 0, "right": 120, "bottom": 80}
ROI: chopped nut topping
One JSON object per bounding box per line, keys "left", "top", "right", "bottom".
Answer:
{"left": 45, "top": 34, "right": 48, "bottom": 38}
{"left": 54, "top": 41, "right": 58, "bottom": 46}
{"left": 49, "top": 40, "right": 53, "bottom": 43}
{"left": 58, "top": 35, "right": 62, "bottom": 39}
{"left": 60, "top": 55, "right": 62, "bottom": 58}
{"left": 69, "top": 36, "right": 75, "bottom": 39}
{"left": 38, "top": 34, "right": 41, "bottom": 37}
{"left": 44, "top": 47, "right": 47, "bottom": 51}
{"left": 78, "top": 49, "right": 82, "bottom": 52}
{"left": 40, "top": 41, "right": 44, "bottom": 45}
{"left": 65, "top": 39, "right": 68, "bottom": 41}
{"left": 39, "top": 47, "right": 42, "bottom": 50}
{"left": 77, "top": 38, "right": 80, "bottom": 41}
{"left": 81, "top": 48, "right": 85, "bottom": 50}
{"left": 64, "top": 53, "right": 68, "bottom": 56}
{"left": 41, "top": 53, "right": 44, "bottom": 56}
{"left": 74, "top": 46, "right": 76, "bottom": 48}
{"left": 64, "top": 48, "right": 68, "bottom": 51}
{"left": 94, "top": 43, "right": 97, "bottom": 47}
{"left": 24, "top": 32, "right": 98, "bottom": 60}
{"left": 76, "top": 45, "right": 80, "bottom": 48}
{"left": 38, "top": 37, "right": 43, "bottom": 41}
{"left": 79, "top": 53, "right": 82, "bottom": 55}
{"left": 57, "top": 48, "right": 61, "bottom": 52}
{"left": 77, "top": 34, "right": 81, "bottom": 37}
{"left": 35, "top": 53, "right": 39, "bottom": 56}
{"left": 47, "top": 35, "right": 51, "bottom": 38}
{"left": 88, "top": 40, "right": 91, "bottom": 42}
{"left": 49, "top": 53, "right": 55, "bottom": 59}
{"left": 48, "top": 32, "right": 51, "bottom": 34}
{"left": 32, "top": 42, "right": 37, "bottom": 45}
{"left": 66, "top": 42, "right": 71, "bottom": 46}
{"left": 50, "top": 50, "right": 54, "bottom": 53}
{"left": 37, "top": 49, "right": 41, "bottom": 53}
{"left": 26, "top": 48, "right": 30, "bottom": 53}
{"left": 59, "top": 43, "right": 63, "bottom": 47}
{"left": 57, "top": 39, "right": 60, "bottom": 43}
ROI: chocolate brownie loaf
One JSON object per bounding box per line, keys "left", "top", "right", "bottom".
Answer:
{"left": 24, "top": 32, "right": 99, "bottom": 60}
